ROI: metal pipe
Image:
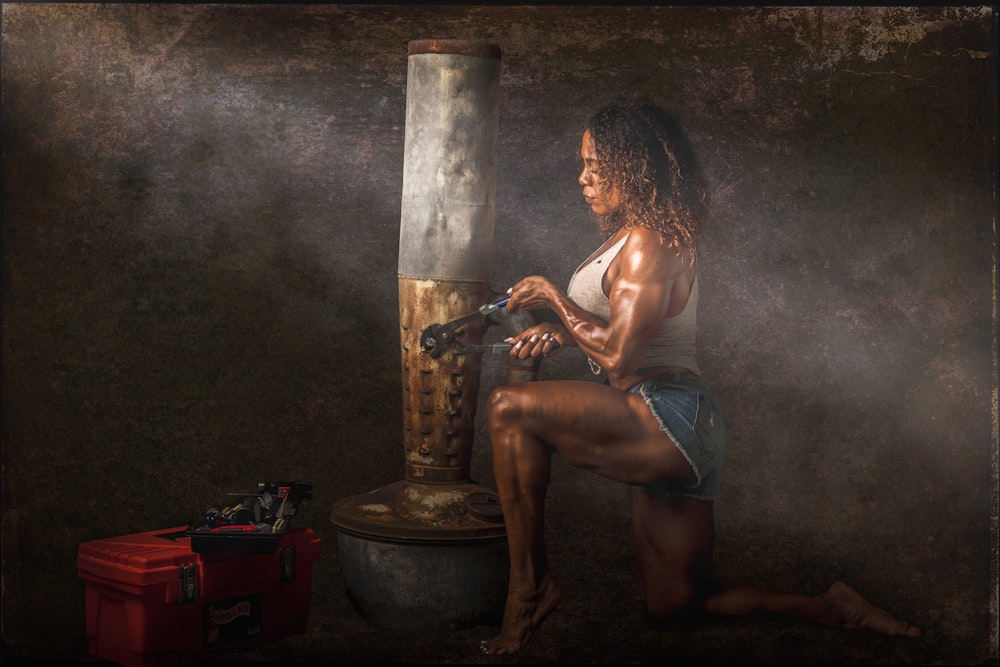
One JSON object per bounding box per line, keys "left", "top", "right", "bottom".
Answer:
{"left": 397, "top": 39, "right": 502, "bottom": 484}
{"left": 330, "top": 40, "right": 508, "bottom": 632}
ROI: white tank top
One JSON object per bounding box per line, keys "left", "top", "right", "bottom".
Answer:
{"left": 566, "top": 233, "right": 700, "bottom": 375}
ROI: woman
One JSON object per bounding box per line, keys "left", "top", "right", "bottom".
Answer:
{"left": 479, "top": 95, "right": 920, "bottom": 656}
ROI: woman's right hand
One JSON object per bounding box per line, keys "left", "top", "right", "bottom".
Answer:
{"left": 505, "top": 276, "right": 560, "bottom": 313}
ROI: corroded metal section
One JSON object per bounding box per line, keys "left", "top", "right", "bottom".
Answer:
{"left": 490, "top": 306, "right": 543, "bottom": 383}
{"left": 330, "top": 479, "right": 505, "bottom": 541}
{"left": 329, "top": 41, "right": 508, "bottom": 630}
{"left": 399, "top": 276, "right": 488, "bottom": 483}
{"left": 506, "top": 357, "right": 540, "bottom": 384}
{"left": 408, "top": 39, "right": 502, "bottom": 60}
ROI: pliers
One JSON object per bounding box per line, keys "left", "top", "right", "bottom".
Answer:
{"left": 419, "top": 295, "right": 512, "bottom": 358}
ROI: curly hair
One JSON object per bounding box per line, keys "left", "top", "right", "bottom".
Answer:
{"left": 586, "top": 95, "right": 708, "bottom": 248}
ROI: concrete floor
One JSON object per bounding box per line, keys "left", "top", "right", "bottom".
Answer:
{"left": 14, "top": 493, "right": 991, "bottom": 666}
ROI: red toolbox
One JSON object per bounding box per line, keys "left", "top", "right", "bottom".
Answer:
{"left": 77, "top": 525, "right": 322, "bottom": 667}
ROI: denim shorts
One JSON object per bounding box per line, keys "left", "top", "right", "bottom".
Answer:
{"left": 629, "top": 372, "right": 727, "bottom": 501}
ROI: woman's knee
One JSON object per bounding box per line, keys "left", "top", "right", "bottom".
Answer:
{"left": 633, "top": 494, "right": 714, "bottom": 621}
{"left": 487, "top": 385, "right": 529, "bottom": 427}
{"left": 641, "top": 577, "right": 701, "bottom": 621}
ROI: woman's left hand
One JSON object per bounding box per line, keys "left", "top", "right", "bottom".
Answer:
{"left": 504, "top": 324, "right": 567, "bottom": 360}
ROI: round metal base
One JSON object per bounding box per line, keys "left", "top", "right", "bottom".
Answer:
{"left": 330, "top": 479, "right": 509, "bottom": 631}
{"left": 335, "top": 528, "right": 508, "bottom": 631}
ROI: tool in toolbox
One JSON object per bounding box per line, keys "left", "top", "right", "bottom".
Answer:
{"left": 186, "top": 481, "right": 312, "bottom": 553}
{"left": 419, "top": 293, "right": 560, "bottom": 358}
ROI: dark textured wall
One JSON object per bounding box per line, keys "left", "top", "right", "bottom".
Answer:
{"left": 1, "top": 5, "right": 996, "bottom": 664}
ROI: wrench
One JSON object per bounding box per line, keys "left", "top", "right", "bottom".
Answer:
{"left": 419, "top": 295, "right": 511, "bottom": 358}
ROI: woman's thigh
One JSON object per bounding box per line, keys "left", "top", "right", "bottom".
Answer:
{"left": 631, "top": 490, "right": 715, "bottom": 618}
{"left": 489, "top": 379, "right": 696, "bottom": 487}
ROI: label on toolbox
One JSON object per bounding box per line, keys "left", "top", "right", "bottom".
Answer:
{"left": 205, "top": 592, "right": 263, "bottom": 646}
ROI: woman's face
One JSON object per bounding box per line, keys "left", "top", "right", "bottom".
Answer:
{"left": 578, "top": 130, "right": 621, "bottom": 216}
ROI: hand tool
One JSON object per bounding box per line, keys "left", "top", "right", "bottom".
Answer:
{"left": 420, "top": 293, "right": 562, "bottom": 358}
{"left": 419, "top": 295, "right": 512, "bottom": 358}
{"left": 187, "top": 481, "right": 313, "bottom": 535}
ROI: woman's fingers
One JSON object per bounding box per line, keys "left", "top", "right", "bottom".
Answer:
{"left": 505, "top": 332, "right": 561, "bottom": 359}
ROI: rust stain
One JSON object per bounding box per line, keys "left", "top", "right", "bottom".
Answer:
{"left": 398, "top": 276, "right": 488, "bottom": 483}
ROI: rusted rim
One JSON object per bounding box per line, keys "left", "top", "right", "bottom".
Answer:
{"left": 466, "top": 492, "right": 504, "bottom": 522}
{"left": 408, "top": 39, "right": 502, "bottom": 60}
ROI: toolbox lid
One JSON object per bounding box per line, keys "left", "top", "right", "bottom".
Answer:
{"left": 76, "top": 526, "right": 202, "bottom": 588}
{"left": 77, "top": 526, "right": 321, "bottom": 588}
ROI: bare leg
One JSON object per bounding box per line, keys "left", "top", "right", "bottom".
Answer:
{"left": 700, "top": 582, "right": 921, "bottom": 637}
{"left": 632, "top": 491, "right": 920, "bottom": 638}
{"left": 632, "top": 489, "right": 716, "bottom": 619}
{"left": 480, "top": 385, "right": 563, "bottom": 655}
{"left": 481, "top": 380, "right": 715, "bottom": 655}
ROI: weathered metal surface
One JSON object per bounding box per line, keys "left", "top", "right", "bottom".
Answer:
{"left": 329, "top": 40, "right": 509, "bottom": 632}
{"left": 490, "top": 304, "right": 543, "bottom": 383}
{"left": 329, "top": 479, "right": 505, "bottom": 541}
{"left": 336, "top": 526, "right": 508, "bottom": 631}
{"left": 397, "top": 42, "right": 500, "bottom": 282}
{"left": 408, "top": 39, "right": 502, "bottom": 60}
{"left": 398, "top": 276, "right": 488, "bottom": 483}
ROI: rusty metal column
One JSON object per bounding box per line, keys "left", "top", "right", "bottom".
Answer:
{"left": 397, "top": 39, "right": 501, "bottom": 484}
{"left": 330, "top": 40, "right": 508, "bottom": 633}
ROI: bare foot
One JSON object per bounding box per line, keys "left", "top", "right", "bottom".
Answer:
{"left": 479, "top": 574, "right": 563, "bottom": 656}
{"left": 820, "top": 581, "right": 921, "bottom": 637}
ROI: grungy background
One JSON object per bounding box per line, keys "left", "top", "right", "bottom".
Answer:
{"left": 1, "top": 4, "right": 997, "bottom": 665}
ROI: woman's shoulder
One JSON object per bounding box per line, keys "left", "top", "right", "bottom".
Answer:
{"left": 617, "top": 226, "right": 691, "bottom": 278}
{"left": 622, "top": 225, "right": 690, "bottom": 260}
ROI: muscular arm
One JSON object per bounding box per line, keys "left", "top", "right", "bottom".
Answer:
{"left": 507, "top": 227, "right": 690, "bottom": 388}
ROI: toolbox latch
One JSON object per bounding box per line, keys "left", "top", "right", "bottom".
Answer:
{"left": 278, "top": 545, "right": 296, "bottom": 582}
{"left": 178, "top": 563, "right": 199, "bottom": 602}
